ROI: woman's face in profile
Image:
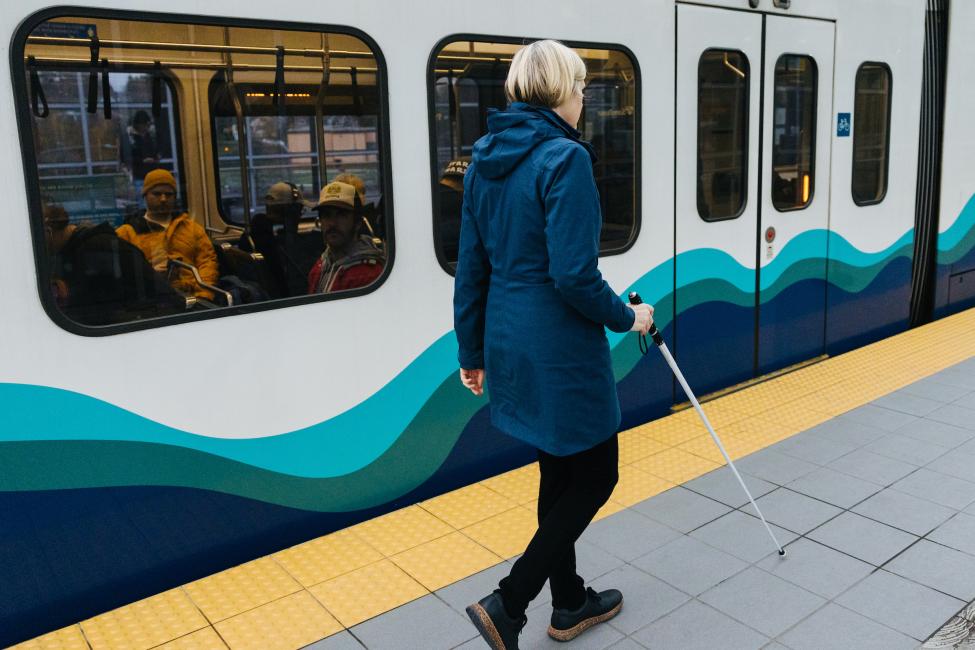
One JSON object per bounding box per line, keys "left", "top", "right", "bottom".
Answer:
{"left": 557, "top": 85, "right": 585, "bottom": 129}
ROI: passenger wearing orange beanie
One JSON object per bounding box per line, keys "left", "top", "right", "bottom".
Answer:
{"left": 117, "top": 169, "right": 219, "bottom": 300}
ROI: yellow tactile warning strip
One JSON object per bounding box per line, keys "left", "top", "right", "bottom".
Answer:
{"left": 15, "top": 307, "right": 975, "bottom": 650}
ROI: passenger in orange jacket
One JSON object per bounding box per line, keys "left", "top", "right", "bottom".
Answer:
{"left": 117, "top": 169, "right": 219, "bottom": 300}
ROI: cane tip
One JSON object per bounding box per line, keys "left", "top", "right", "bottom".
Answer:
{"left": 778, "top": 549, "right": 787, "bottom": 556}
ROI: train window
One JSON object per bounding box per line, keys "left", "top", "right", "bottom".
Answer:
{"left": 16, "top": 12, "right": 391, "bottom": 334}
{"left": 771, "top": 54, "right": 817, "bottom": 211}
{"left": 697, "top": 49, "right": 750, "bottom": 222}
{"left": 429, "top": 38, "right": 640, "bottom": 273}
{"left": 852, "top": 63, "right": 892, "bottom": 206}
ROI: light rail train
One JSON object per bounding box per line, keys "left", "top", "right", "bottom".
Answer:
{"left": 1, "top": 0, "right": 970, "bottom": 644}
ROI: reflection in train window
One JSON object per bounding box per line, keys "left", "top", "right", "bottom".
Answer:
{"left": 429, "top": 38, "right": 640, "bottom": 272}
{"left": 697, "top": 49, "right": 749, "bottom": 222}
{"left": 852, "top": 63, "right": 892, "bottom": 206}
{"left": 18, "top": 14, "right": 390, "bottom": 332}
{"left": 30, "top": 68, "right": 183, "bottom": 226}
{"left": 771, "top": 54, "right": 817, "bottom": 212}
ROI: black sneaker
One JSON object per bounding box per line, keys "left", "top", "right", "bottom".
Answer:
{"left": 548, "top": 587, "right": 623, "bottom": 642}
{"left": 465, "top": 591, "right": 527, "bottom": 650}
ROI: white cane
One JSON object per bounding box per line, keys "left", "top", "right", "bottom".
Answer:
{"left": 629, "top": 292, "right": 786, "bottom": 557}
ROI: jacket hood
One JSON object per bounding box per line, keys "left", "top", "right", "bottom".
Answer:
{"left": 472, "top": 103, "right": 595, "bottom": 179}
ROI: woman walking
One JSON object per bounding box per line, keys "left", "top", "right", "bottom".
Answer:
{"left": 453, "top": 40, "right": 654, "bottom": 649}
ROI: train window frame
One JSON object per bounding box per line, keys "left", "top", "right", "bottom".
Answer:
{"left": 11, "top": 7, "right": 394, "bottom": 337}
{"left": 426, "top": 33, "right": 642, "bottom": 277}
{"left": 770, "top": 52, "right": 818, "bottom": 213}
{"left": 851, "top": 61, "right": 893, "bottom": 207}
{"left": 696, "top": 47, "right": 751, "bottom": 223}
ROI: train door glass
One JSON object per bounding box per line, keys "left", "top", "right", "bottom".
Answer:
{"left": 676, "top": 6, "right": 835, "bottom": 397}
{"left": 757, "top": 16, "right": 834, "bottom": 374}
{"left": 675, "top": 4, "right": 762, "bottom": 397}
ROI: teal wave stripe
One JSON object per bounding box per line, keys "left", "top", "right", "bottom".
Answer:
{"left": 0, "top": 332, "right": 459, "bottom": 479}
{"left": 0, "top": 373, "right": 480, "bottom": 511}
{"left": 939, "top": 193, "right": 975, "bottom": 264}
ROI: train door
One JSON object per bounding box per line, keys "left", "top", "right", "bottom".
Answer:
{"left": 757, "top": 15, "right": 834, "bottom": 374}
{"left": 675, "top": 4, "right": 834, "bottom": 396}
{"left": 675, "top": 4, "right": 762, "bottom": 396}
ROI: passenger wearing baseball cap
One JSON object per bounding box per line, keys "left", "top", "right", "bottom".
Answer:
{"left": 307, "top": 180, "right": 385, "bottom": 294}
{"left": 245, "top": 181, "right": 320, "bottom": 297}
{"left": 117, "top": 168, "right": 219, "bottom": 300}
{"left": 438, "top": 158, "right": 470, "bottom": 268}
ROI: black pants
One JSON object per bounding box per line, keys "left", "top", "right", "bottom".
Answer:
{"left": 498, "top": 433, "right": 619, "bottom": 616}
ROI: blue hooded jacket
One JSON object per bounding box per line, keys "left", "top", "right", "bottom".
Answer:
{"left": 453, "top": 102, "right": 635, "bottom": 456}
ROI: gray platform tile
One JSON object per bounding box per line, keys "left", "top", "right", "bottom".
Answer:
{"left": 698, "top": 567, "right": 824, "bottom": 638}
{"left": 835, "top": 569, "right": 964, "bottom": 640}
{"left": 631, "top": 486, "right": 731, "bottom": 533}
{"left": 862, "top": 433, "right": 949, "bottom": 466}
{"left": 807, "top": 512, "right": 918, "bottom": 566}
{"left": 631, "top": 599, "right": 769, "bottom": 650}
{"left": 735, "top": 450, "right": 820, "bottom": 486}
{"left": 768, "top": 434, "right": 857, "bottom": 466}
{"left": 872, "top": 391, "right": 945, "bottom": 417}
{"left": 302, "top": 631, "right": 366, "bottom": 649}
{"left": 689, "top": 511, "right": 798, "bottom": 563}
{"left": 606, "top": 638, "right": 647, "bottom": 650}
{"left": 805, "top": 417, "right": 889, "bottom": 448}
{"left": 590, "top": 565, "right": 690, "bottom": 635}
{"left": 519, "top": 602, "right": 625, "bottom": 650}
{"left": 632, "top": 534, "right": 748, "bottom": 596}
{"left": 739, "top": 488, "right": 842, "bottom": 535}
{"left": 951, "top": 390, "right": 975, "bottom": 410}
{"left": 451, "top": 638, "right": 485, "bottom": 649}
{"left": 852, "top": 488, "right": 956, "bottom": 536}
{"left": 886, "top": 539, "right": 975, "bottom": 601}
{"left": 435, "top": 562, "right": 511, "bottom": 616}
{"left": 756, "top": 538, "right": 873, "bottom": 599}
{"left": 956, "top": 436, "right": 975, "bottom": 457}
{"left": 582, "top": 510, "right": 681, "bottom": 562}
{"left": 896, "top": 418, "right": 975, "bottom": 449}
{"left": 350, "top": 593, "right": 476, "bottom": 650}
{"left": 762, "top": 643, "right": 790, "bottom": 650}
{"left": 928, "top": 512, "right": 975, "bottom": 556}
{"left": 927, "top": 449, "right": 975, "bottom": 483}
{"left": 839, "top": 404, "right": 920, "bottom": 431}
{"left": 827, "top": 448, "right": 918, "bottom": 486}
{"left": 683, "top": 468, "right": 777, "bottom": 508}
{"left": 891, "top": 467, "right": 975, "bottom": 510}
{"left": 927, "top": 368, "right": 975, "bottom": 391}
{"left": 926, "top": 403, "right": 975, "bottom": 432}
{"left": 785, "top": 466, "right": 882, "bottom": 509}
{"left": 899, "top": 378, "right": 972, "bottom": 403}
{"left": 777, "top": 603, "right": 917, "bottom": 650}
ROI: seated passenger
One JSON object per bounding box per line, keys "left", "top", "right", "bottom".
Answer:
{"left": 307, "top": 181, "right": 385, "bottom": 294}
{"left": 438, "top": 158, "right": 469, "bottom": 267}
{"left": 44, "top": 204, "right": 180, "bottom": 325}
{"left": 246, "top": 182, "right": 320, "bottom": 298}
{"left": 332, "top": 172, "right": 382, "bottom": 244}
{"left": 117, "top": 169, "right": 219, "bottom": 300}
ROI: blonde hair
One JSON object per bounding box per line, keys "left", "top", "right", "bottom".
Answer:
{"left": 504, "top": 40, "right": 586, "bottom": 108}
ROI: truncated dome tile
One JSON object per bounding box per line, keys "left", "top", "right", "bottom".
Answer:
{"left": 274, "top": 527, "right": 383, "bottom": 587}
{"left": 214, "top": 591, "right": 342, "bottom": 650}
{"left": 309, "top": 559, "right": 427, "bottom": 628}
{"left": 80, "top": 588, "right": 208, "bottom": 650}
{"left": 183, "top": 557, "right": 301, "bottom": 623}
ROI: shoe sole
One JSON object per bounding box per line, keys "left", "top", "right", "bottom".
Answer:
{"left": 546, "top": 599, "right": 623, "bottom": 642}
{"left": 466, "top": 602, "right": 510, "bottom": 650}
